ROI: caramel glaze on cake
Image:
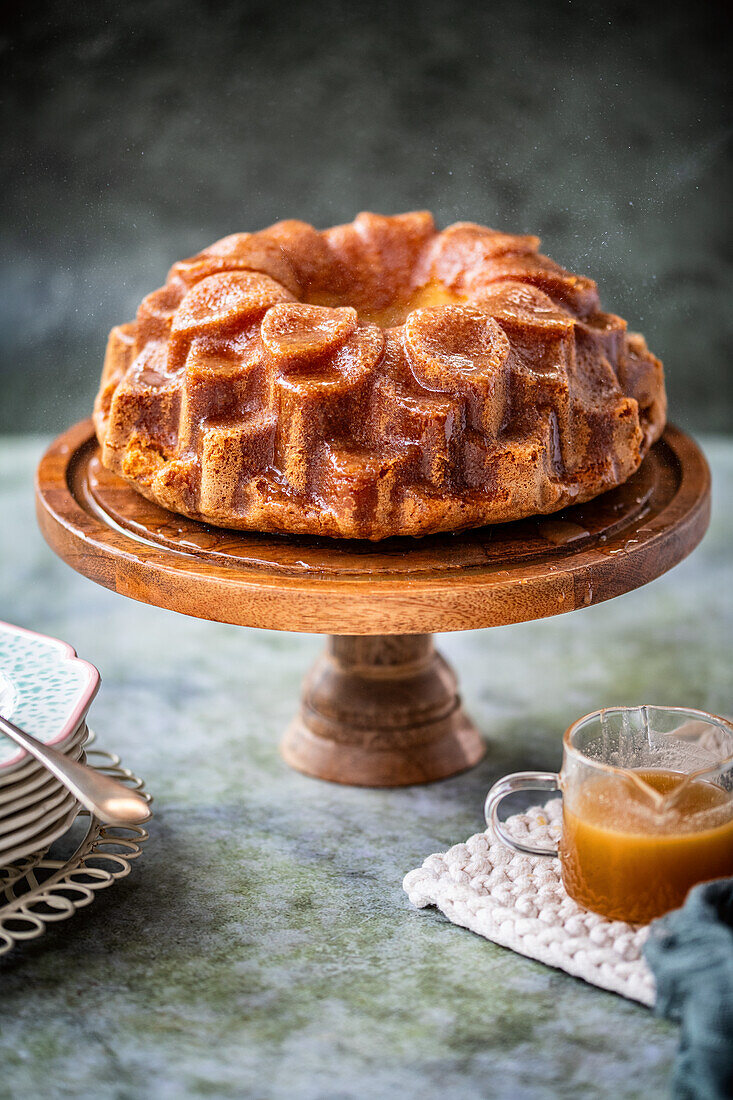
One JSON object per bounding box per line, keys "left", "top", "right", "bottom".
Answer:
{"left": 94, "top": 211, "right": 666, "bottom": 540}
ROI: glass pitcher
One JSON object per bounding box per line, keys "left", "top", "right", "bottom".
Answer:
{"left": 484, "top": 705, "right": 733, "bottom": 923}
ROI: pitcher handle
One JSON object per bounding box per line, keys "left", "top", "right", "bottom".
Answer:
{"left": 484, "top": 772, "right": 561, "bottom": 857}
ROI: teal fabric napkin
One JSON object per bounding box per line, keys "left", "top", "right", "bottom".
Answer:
{"left": 643, "top": 879, "right": 733, "bottom": 1099}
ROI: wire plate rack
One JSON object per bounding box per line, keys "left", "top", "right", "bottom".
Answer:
{"left": 0, "top": 734, "right": 151, "bottom": 955}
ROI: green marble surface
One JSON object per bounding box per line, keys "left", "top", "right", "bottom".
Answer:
{"left": 1, "top": 434, "right": 731, "bottom": 1099}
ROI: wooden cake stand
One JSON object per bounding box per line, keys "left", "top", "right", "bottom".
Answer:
{"left": 36, "top": 421, "right": 710, "bottom": 787}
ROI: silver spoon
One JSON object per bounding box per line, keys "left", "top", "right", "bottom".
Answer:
{"left": 0, "top": 715, "right": 151, "bottom": 825}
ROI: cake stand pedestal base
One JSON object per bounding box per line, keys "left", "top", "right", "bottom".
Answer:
{"left": 281, "top": 634, "right": 484, "bottom": 786}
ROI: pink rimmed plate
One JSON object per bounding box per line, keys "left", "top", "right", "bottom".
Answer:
{"left": 0, "top": 621, "right": 99, "bottom": 773}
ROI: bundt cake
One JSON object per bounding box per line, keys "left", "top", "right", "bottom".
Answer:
{"left": 94, "top": 211, "right": 666, "bottom": 539}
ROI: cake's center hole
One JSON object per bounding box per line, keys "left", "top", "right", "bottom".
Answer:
{"left": 304, "top": 280, "right": 466, "bottom": 328}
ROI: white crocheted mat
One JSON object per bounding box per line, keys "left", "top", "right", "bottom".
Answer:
{"left": 403, "top": 798, "right": 655, "bottom": 1006}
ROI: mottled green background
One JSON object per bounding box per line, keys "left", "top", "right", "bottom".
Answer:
{"left": 1, "top": 0, "right": 731, "bottom": 435}
{"left": 2, "top": 434, "right": 732, "bottom": 1098}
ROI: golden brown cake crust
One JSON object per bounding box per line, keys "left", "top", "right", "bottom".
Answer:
{"left": 94, "top": 211, "right": 666, "bottom": 539}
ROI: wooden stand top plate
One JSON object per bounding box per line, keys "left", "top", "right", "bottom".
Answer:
{"left": 36, "top": 420, "right": 710, "bottom": 636}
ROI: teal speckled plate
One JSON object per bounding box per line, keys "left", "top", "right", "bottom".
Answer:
{"left": 0, "top": 622, "right": 99, "bottom": 772}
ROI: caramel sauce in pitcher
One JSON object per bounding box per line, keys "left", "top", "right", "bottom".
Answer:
{"left": 560, "top": 769, "right": 733, "bottom": 923}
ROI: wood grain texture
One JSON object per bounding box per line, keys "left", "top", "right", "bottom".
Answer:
{"left": 35, "top": 420, "right": 711, "bottom": 636}
{"left": 281, "top": 634, "right": 485, "bottom": 786}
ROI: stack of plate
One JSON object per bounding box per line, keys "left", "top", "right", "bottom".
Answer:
{"left": 0, "top": 723, "right": 89, "bottom": 865}
{"left": 0, "top": 620, "right": 99, "bottom": 867}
